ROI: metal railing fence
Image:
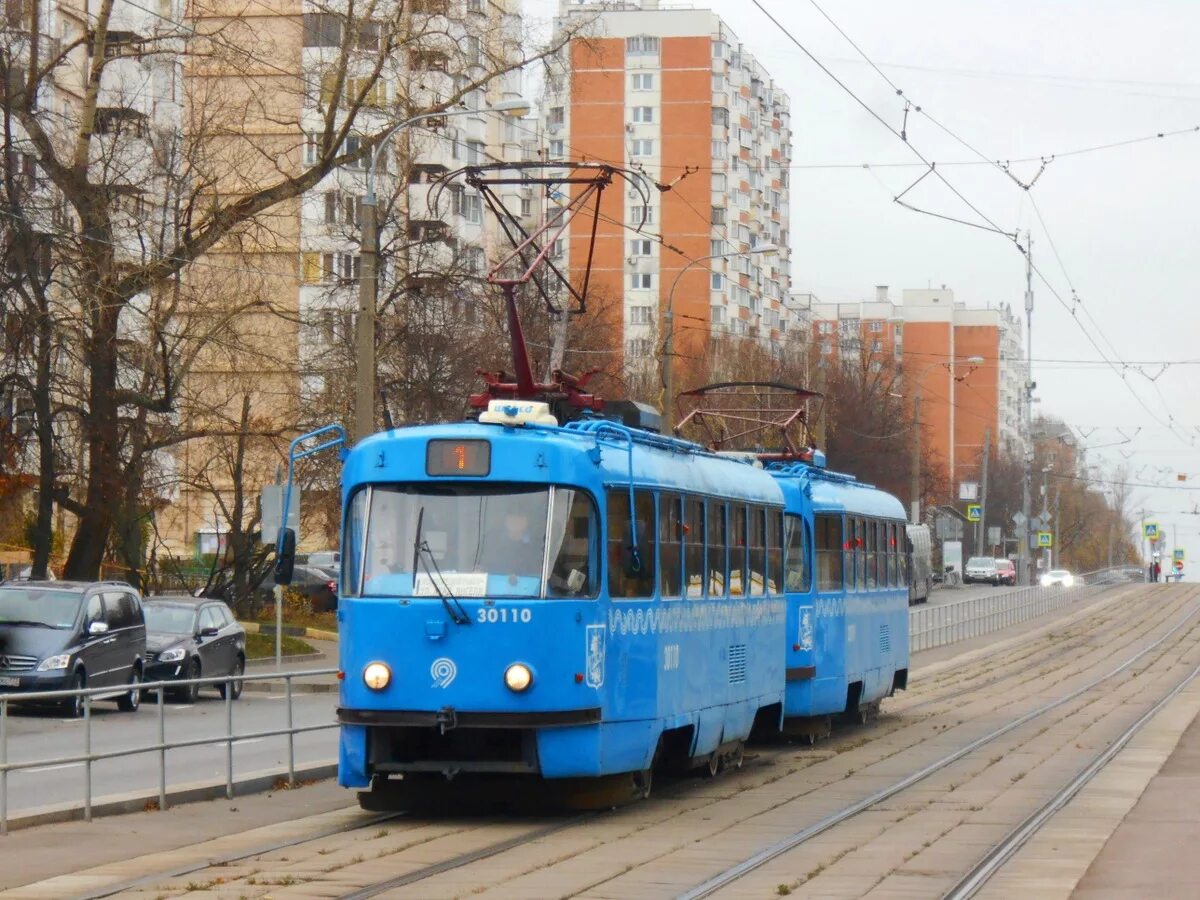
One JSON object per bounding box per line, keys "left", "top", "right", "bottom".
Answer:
{"left": 0, "top": 667, "right": 337, "bottom": 834}
{"left": 910, "top": 567, "right": 1147, "bottom": 653}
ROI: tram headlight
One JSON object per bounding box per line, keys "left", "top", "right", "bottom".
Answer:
{"left": 362, "top": 661, "right": 391, "bottom": 691}
{"left": 504, "top": 663, "right": 533, "bottom": 693}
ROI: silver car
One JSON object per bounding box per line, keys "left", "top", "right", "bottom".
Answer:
{"left": 964, "top": 556, "right": 1000, "bottom": 585}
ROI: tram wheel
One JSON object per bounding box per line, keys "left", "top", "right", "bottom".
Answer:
{"left": 704, "top": 751, "right": 722, "bottom": 778}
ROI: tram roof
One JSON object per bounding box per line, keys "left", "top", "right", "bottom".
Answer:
{"left": 344, "top": 421, "right": 784, "bottom": 504}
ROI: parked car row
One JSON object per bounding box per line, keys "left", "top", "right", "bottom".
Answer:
{"left": 0, "top": 580, "right": 246, "bottom": 714}
{"left": 961, "top": 557, "right": 1075, "bottom": 588}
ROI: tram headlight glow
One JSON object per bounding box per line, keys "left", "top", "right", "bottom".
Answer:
{"left": 504, "top": 663, "right": 533, "bottom": 693}
{"left": 362, "top": 661, "right": 391, "bottom": 691}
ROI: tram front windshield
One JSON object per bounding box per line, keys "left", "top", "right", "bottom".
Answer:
{"left": 348, "top": 484, "right": 595, "bottom": 599}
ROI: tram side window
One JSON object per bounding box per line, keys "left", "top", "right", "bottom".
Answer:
{"left": 607, "top": 489, "right": 656, "bottom": 599}
{"left": 767, "top": 509, "right": 783, "bottom": 593}
{"left": 901, "top": 530, "right": 911, "bottom": 587}
{"left": 659, "top": 493, "right": 683, "bottom": 600}
{"left": 547, "top": 489, "right": 598, "bottom": 598}
{"left": 887, "top": 522, "right": 898, "bottom": 587}
{"left": 855, "top": 517, "right": 867, "bottom": 589}
{"left": 866, "top": 519, "right": 878, "bottom": 589}
{"left": 843, "top": 516, "right": 856, "bottom": 590}
{"left": 815, "top": 514, "right": 843, "bottom": 592}
{"left": 707, "top": 499, "right": 727, "bottom": 597}
{"left": 784, "top": 514, "right": 809, "bottom": 592}
{"left": 748, "top": 506, "right": 767, "bottom": 596}
{"left": 343, "top": 488, "right": 368, "bottom": 595}
{"left": 731, "top": 505, "right": 749, "bottom": 596}
{"left": 685, "top": 496, "right": 706, "bottom": 598}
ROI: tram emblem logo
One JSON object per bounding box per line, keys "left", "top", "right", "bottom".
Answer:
{"left": 585, "top": 625, "right": 605, "bottom": 688}
{"left": 797, "top": 606, "right": 814, "bottom": 652}
{"left": 430, "top": 657, "right": 457, "bottom": 688}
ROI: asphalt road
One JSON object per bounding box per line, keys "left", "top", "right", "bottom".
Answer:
{"left": 926, "top": 581, "right": 1020, "bottom": 606}
{"left": 1, "top": 688, "right": 339, "bottom": 818}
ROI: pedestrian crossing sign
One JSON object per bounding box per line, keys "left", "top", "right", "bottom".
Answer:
{"left": 1037, "top": 532, "right": 1053, "bottom": 548}
{"left": 1144, "top": 522, "right": 1160, "bottom": 541}
{"left": 967, "top": 504, "right": 981, "bottom": 522}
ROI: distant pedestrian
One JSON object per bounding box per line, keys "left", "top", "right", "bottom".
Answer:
{"left": 1154, "top": 561, "right": 1162, "bottom": 582}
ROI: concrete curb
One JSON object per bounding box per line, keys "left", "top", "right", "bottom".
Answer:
{"left": 245, "top": 651, "right": 326, "bottom": 668}
{"left": 241, "top": 679, "right": 338, "bottom": 694}
{"left": 240, "top": 621, "right": 339, "bottom": 642}
{"left": 1, "top": 761, "right": 338, "bottom": 833}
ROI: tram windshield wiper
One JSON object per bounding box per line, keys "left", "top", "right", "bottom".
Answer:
{"left": 413, "top": 506, "right": 470, "bottom": 626}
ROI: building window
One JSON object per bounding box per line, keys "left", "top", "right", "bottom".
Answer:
{"left": 630, "top": 238, "right": 652, "bottom": 256}
{"left": 711, "top": 140, "right": 726, "bottom": 158}
{"left": 630, "top": 205, "right": 654, "bottom": 225}
{"left": 712, "top": 73, "right": 726, "bottom": 92}
{"left": 817, "top": 321, "right": 832, "bottom": 334}
{"left": 820, "top": 342, "right": 833, "bottom": 355}
{"left": 869, "top": 320, "right": 883, "bottom": 332}
{"left": 711, "top": 206, "right": 726, "bottom": 226}
{"left": 631, "top": 273, "right": 653, "bottom": 290}
{"left": 626, "top": 338, "right": 652, "bottom": 358}
{"left": 711, "top": 304, "right": 726, "bottom": 324}
{"left": 463, "top": 193, "right": 482, "bottom": 224}
{"left": 711, "top": 272, "right": 726, "bottom": 290}
{"left": 630, "top": 139, "right": 654, "bottom": 157}
{"left": 710, "top": 239, "right": 726, "bottom": 256}
{"left": 632, "top": 73, "right": 654, "bottom": 90}
{"left": 869, "top": 360, "right": 883, "bottom": 373}
{"left": 520, "top": 197, "right": 532, "bottom": 217}
{"left": 303, "top": 133, "right": 318, "bottom": 165}
{"left": 466, "top": 140, "right": 484, "bottom": 164}
{"left": 871, "top": 340, "right": 882, "bottom": 352}
{"left": 712, "top": 107, "right": 729, "bottom": 127}
{"left": 548, "top": 106, "right": 565, "bottom": 126}
{"left": 301, "top": 252, "right": 322, "bottom": 284}
{"left": 629, "top": 305, "right": 653, "bottom": 325}
{"left": 626, "top": 35, "right": 659, "bottom": 55}
{"left": 548, "top": 139, "right": 565, "bottom": 159}
{"left": 632, "top": 106, "right": 654, "bottom": 123}
{"left": 712, "top": 40, "right": 727, "bottom": 59}
{"left": 551, "top": 239, "right": 565, "bottom": 258}
{"left": 464, "top": 34, "right": 482, "bottom": 66}
{"left": 302, "top": 13, "right": 340, "bottom": 47}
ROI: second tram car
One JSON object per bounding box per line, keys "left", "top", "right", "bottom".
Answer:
{"left": 336, "top": 403, "right": 789, "bottom": 808}
{"left": 769, "top": 458, "right": 909, "bottom": 737}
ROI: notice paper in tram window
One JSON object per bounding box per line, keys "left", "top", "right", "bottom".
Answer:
{"left": 414, "top": 572, "right": 488, "bottom": 597}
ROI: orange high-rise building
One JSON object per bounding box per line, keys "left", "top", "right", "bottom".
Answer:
{"left": 809, "top": 286, "right": 1029, "bottom": 511}
{"left": 548, "top": 0, "right": 793, "bottom": 387}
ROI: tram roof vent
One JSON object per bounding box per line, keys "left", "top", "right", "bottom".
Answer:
{"left": 601, "top": 400, "right": 662, "bottom": 434}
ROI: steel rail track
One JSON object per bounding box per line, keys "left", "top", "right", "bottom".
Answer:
{"left": 943, "top": 656, "right": 1200, "bottom": 899}
{"left": 676, "top": 595, "right": 1200, "bottom": 899}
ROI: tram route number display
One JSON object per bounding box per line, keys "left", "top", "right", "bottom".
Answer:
{"left": 426, "top": 439, "right": 491, "bottom": 476}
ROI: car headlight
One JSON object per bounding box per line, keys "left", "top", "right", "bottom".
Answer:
{"left": 158, "top": 647, "right": 186, "bottom": 663}
{"left": 1063, "top": 575, "right": 1074, "bottom": 587}
{"left": 1040, "top": 575, "right": 1052, "bottom": 586}
{"left": 362, "top": 661, "right": 391, "bottom": 691}
{"left": 504, "top": 663, "right": 533, "bottom": 693}
{"left": 36, "top": 654, "right": 71, "bottom": 671}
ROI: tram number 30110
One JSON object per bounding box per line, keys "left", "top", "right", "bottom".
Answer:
{"left": 476, "top": 607, "right": 533, "bottom": 624}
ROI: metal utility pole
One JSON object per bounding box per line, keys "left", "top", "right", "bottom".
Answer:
{"left": 910, "top": 393, "right": 922, "bottom": 524}
{"left": 1018, "top": 230, "right": 1035, "bottom": 585}
{"left": 978, "top": 428, "right": 991, "bottom": 554}
{"left": 354, "top": 198, "right": 379, "bottom": 444}
{"left": 1053, "top": 488, "right": 1060, "bottom": 569}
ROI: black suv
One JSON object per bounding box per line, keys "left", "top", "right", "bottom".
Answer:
{"left": 0, "top": 581, "right": 147, "bottom": 716}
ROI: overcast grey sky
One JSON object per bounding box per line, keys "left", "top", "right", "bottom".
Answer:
{"left": 525, "top": 0, "right": 1200, "bottom": 556}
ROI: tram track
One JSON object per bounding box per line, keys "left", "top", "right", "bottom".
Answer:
{"left": 675, "top": 586, "right": 1200, "bottom": 898}
{"left": 33, "top": 583, "right": 1190, "bottom": 900}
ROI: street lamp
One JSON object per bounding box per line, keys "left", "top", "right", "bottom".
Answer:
{"left": 660, "top": 243, "right": 779, "bottom": 431}
{"left": 353, "top": 98, "right": 531, "bottom": 443}
{"left": 907, "top": 354, "right": 984, "bottom": 525}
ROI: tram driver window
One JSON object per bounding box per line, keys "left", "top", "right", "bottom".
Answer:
{"left": 547, "top": 489, "right": 598, "bottom": 598}
{"left": 607, "top": 489, "right": 656, "bottom": 598}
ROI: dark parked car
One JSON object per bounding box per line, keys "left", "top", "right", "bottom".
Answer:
{"left": 290, "top": 564, "right": 339, "bottom": 613}
{"left": 143, "top": 596, "right": 246, "bottom": 702}
{"left": 0, "top": 581, "right": 147, "bottom": 717}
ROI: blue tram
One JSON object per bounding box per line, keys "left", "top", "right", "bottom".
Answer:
{"left": 769, "top": 458, "right": 909, "bottom": 738}
{"left": 335, "top": 402, "right": 789, "bottom": 807}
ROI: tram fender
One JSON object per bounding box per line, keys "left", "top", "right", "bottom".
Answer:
{"left": 338, "top": 724, "right": 370, "bottom": 788}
